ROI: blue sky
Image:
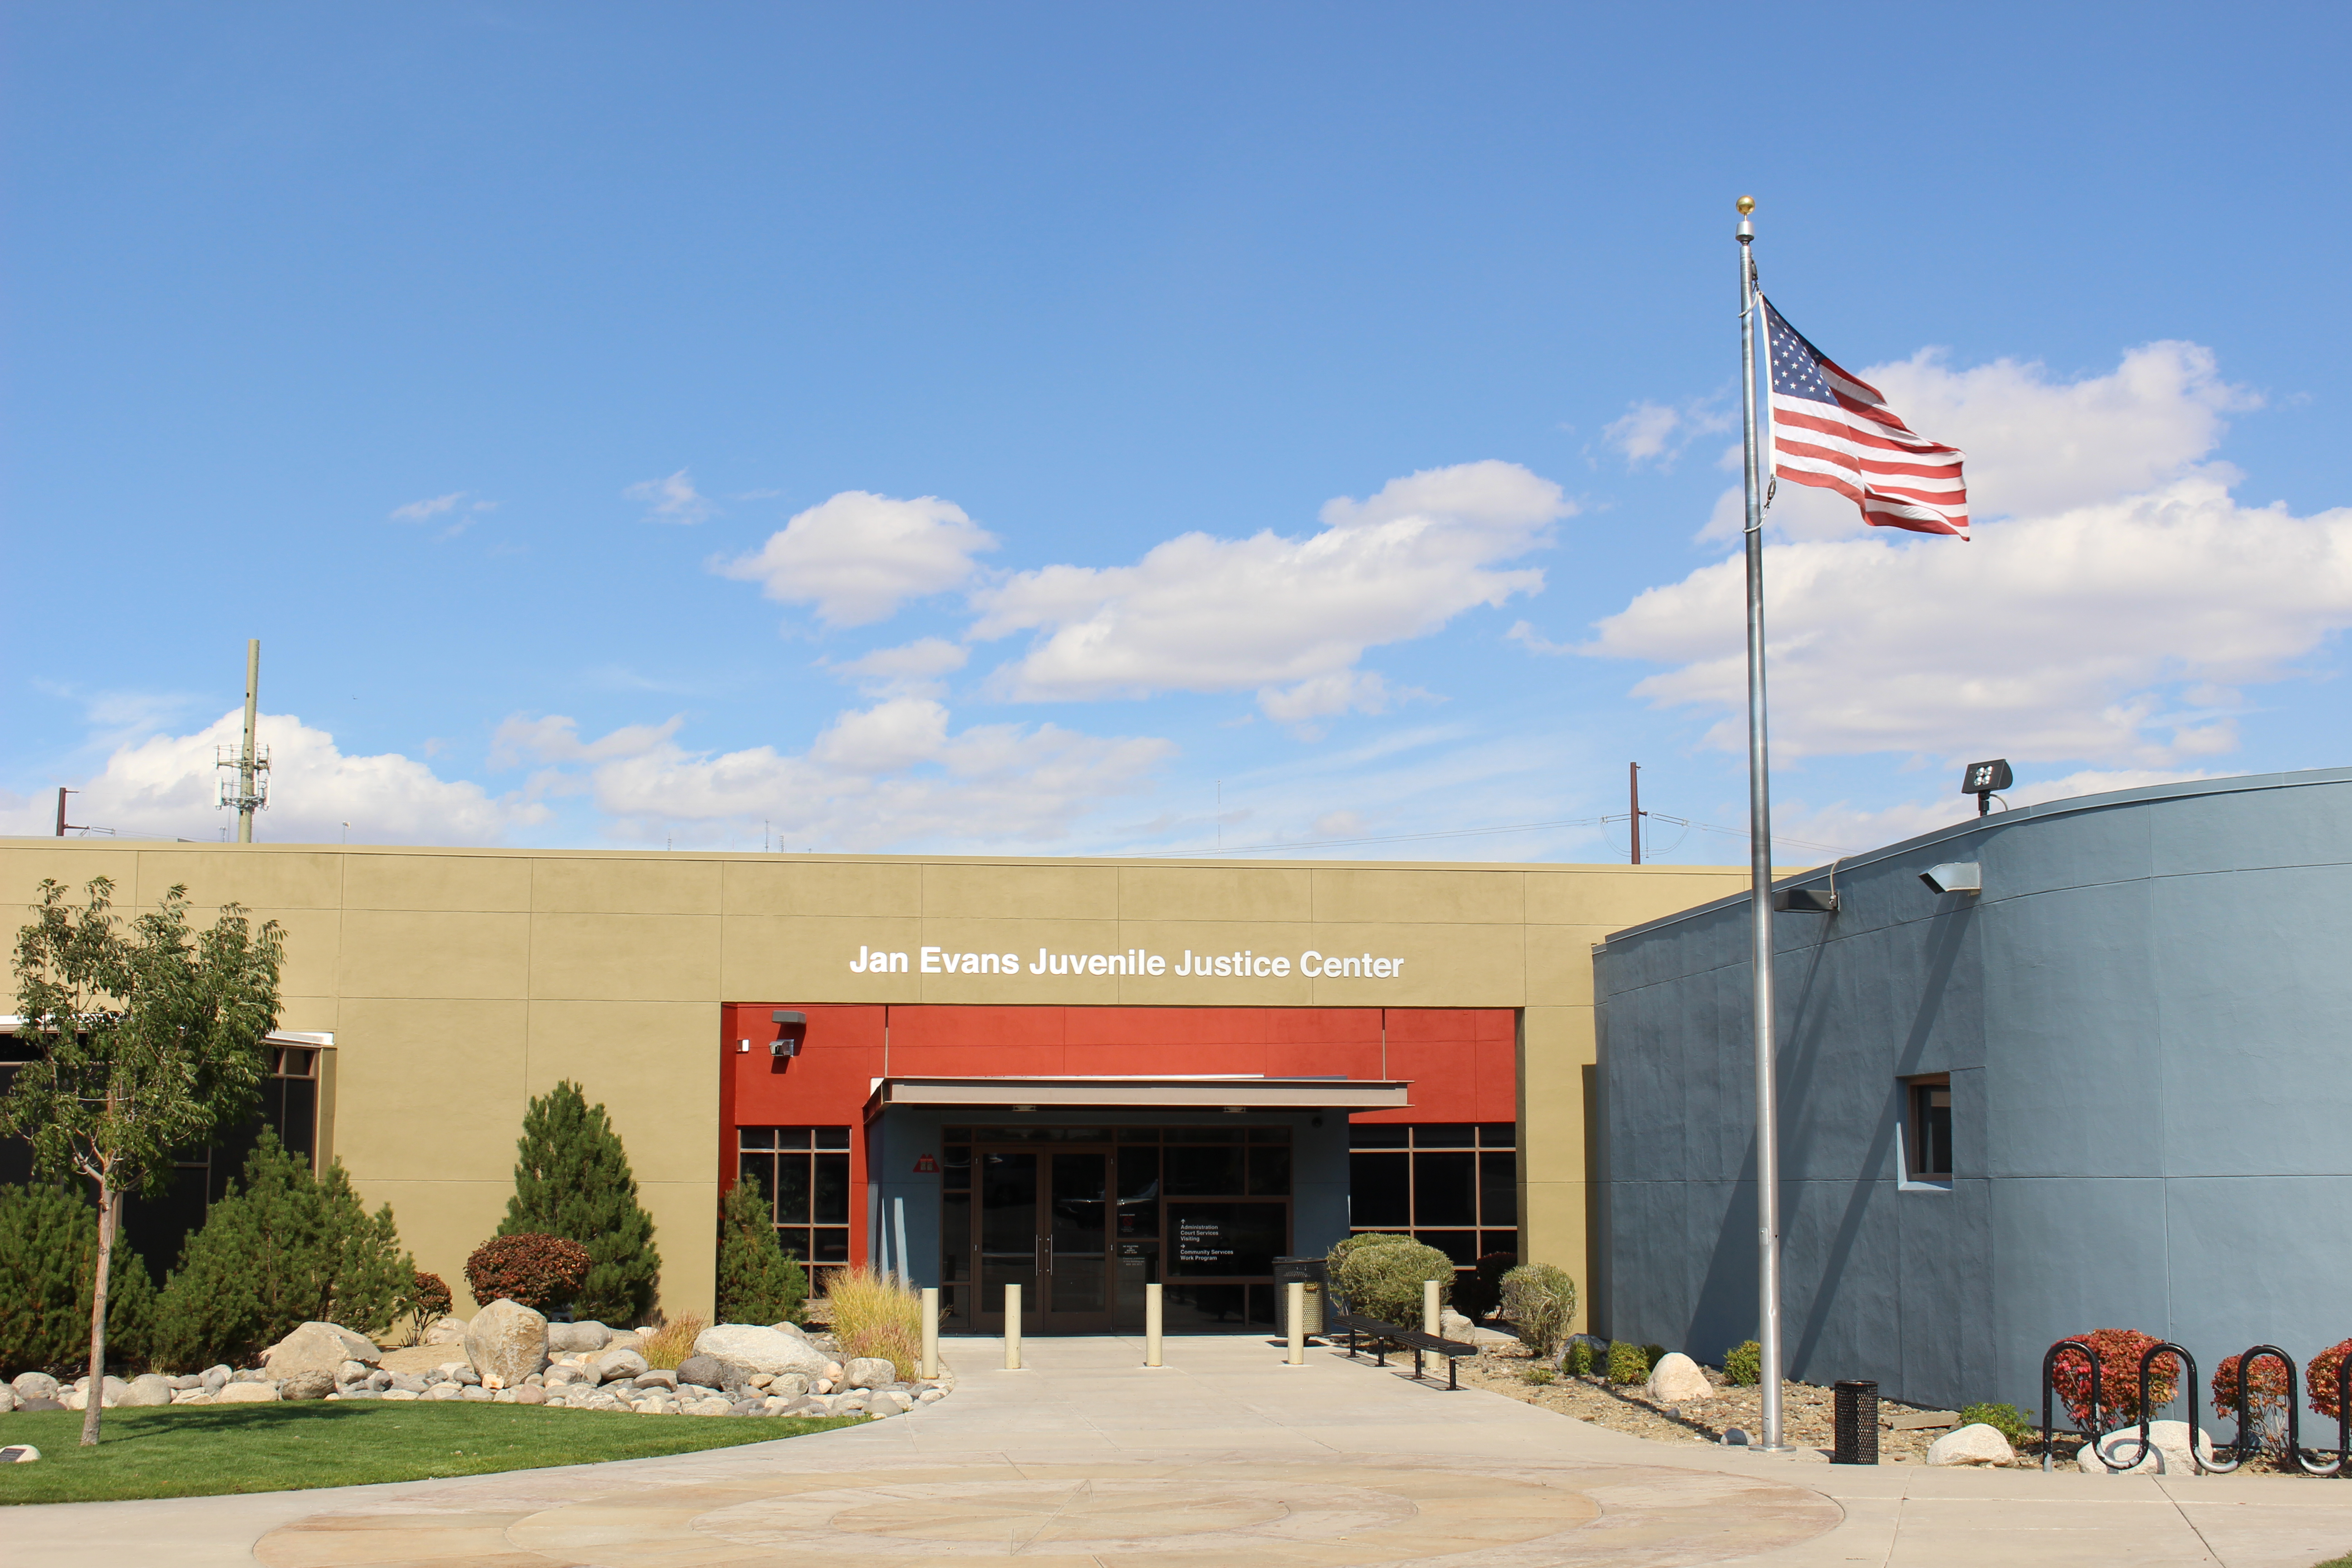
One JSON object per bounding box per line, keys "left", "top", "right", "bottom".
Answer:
{"left": 7, "top": 3, "right": 2351, "bottom": 862}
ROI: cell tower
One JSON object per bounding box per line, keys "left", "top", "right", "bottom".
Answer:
{"left": 216, "top": 639, "right": 270, "bottom": 841}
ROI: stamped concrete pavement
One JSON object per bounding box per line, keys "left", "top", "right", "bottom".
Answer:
{"left": 9, "top": 1333, "right": 2352, "bottom": 1566}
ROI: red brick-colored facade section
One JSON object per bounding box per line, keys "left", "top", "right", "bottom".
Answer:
{"left": 718, "top": 1003, "right": 1516, "bottom": 1267}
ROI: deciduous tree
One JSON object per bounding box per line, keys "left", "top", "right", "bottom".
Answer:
{"left": 5, "top": 877, "right": 283, "bottom": 1444}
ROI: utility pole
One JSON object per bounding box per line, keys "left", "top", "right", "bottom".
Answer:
{"left": 55, "top": 788, "right": 82, "bottom": 838}
{"left": 1628, "top": 763, "right": 1645, "bottom": 865}
{"left": 216, "top": 639, "right": 270, "bottom": 841}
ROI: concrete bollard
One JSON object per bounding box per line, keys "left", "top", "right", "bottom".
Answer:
{"left": 921, "top": 1286, "right": 940, "bottom": 1380}
{"left": 1004, "top": 1283, "right": 1023, "bottom": 1370}
{"left": 1286, "top": 1281, "right": 1306, "bottom": 1366}
{"left": 1423, "top": 1279, "right": 1441, "bottom": 1335}
{"left": 1145, "top": 1282, "right": 1163, "bottom": 1367}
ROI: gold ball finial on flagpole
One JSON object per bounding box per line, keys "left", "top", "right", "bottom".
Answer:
{"left": 1736, "top": 195, "right": 1755, "bottom": 215}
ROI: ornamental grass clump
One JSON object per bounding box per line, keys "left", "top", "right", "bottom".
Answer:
{"left": 1723, "top": 1340, "right": 1762, "bottom": 1386}
{"left": 825, "top": 1264, "right": 922, "bottom": 1380}
{"left": 465, "top": 1232, "right": 591, "bottom": 1315}
{"left": 638, "top": 1314, "right": 704, "bottom": 1371}
{"left": 2049, "top": 1329, "right": 2178, "bottom": 1431}
{"left": 1329, "top": 1235, "right": 1453, "bottom": 1324}
{"left": 1496, "top": 1263, "right": 1576, "bottom": 1359}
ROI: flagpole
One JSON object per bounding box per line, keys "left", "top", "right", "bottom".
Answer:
{"left": 1735, "top": 193, "right": 1785, "bottom": 1452}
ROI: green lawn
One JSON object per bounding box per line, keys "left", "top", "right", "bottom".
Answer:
{"left": 0, "top": 1401, "right": 862, "bottom": 1505}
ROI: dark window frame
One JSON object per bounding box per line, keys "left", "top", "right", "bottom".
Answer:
{"left": 736, "top": 1124, "right": 854, "bottom": 1263}
{"left": 1347, "top": 1120, "right": 1519, "bottom": 1271}
{"left": 1903, "top": 1074, "right": 1954, "bottom": 1184}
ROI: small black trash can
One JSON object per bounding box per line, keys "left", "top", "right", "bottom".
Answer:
{"left": 1832, "top": 1380, "right": 1880, "bottom": 1464}
{"left": 1273, "top": 1256, "right": 1328, "bottom": 1337}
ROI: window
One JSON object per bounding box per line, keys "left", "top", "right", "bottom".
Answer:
{"left": 1904, "top": 1075, "right": 1953, "bottom": 1184}
{"left": 1348, "top": 1121, "right": 1519, "bottom": 1271}
{"left": 736, "top": 1126, "right": 853, "bottom": 1263}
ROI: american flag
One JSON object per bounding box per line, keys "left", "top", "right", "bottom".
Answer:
{"left": 1762, "top": 294, "right": 1968, "bottom": 539}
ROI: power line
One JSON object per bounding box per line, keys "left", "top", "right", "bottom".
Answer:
{"left": 1127, "top": 813, "right": 1851, "bottom": 860}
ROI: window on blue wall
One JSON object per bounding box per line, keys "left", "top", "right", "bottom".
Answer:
{"left": 1904, "top": 1076, "right": 1953, "bottom": 1183}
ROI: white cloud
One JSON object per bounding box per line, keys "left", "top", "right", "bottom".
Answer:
{"left": 1602, "top": 399, "right": 1732, "bottom": 470}
{"left": 1595, "top": 476, "right": 2352, "bottom": 766}
{"left": 490, "top": 713, "right": 685, "bottom": 768}
{"left": 1255, "top": 671, "right": 1402, "bottom": 740}
{"left": 391, "top": 492, "right": 465, "bottom": 521}
{"left": 537, "top": 701, "right": 1174, "bottom": 850}
{"left": 627, "top": 469, "right": 716, "bottom": 525}
{"left": 1587, "top": 338, "right": 2349, "bottom": 770}
{"left": 828, "top": 637, "right": 970, "bottom": 696}
{"left": 1776, "top": 768, "right": 2220, "bottom": 860}
{"left": 2, "top": 710, "right": 545, "bottom": 845}
{"left": 971, "top": 461, "right": 1568, "bottom": 726}
{"left": 718, "top": 491, "right": 995, "bottom": 627}
{"left": 1700, "top": 340, "right": 2256, "bottom": 543}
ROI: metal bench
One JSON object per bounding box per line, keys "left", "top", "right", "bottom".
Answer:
{"left": 1328, "top": 1311, "right": 1480, "bottom": 1390}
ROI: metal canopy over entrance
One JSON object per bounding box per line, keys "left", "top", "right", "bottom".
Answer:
{"left": 865, "top": 1074, "right": 1412, "bottom": 1115}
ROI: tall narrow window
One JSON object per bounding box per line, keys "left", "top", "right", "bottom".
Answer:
{"left": 1905, "top": 1075, "right": 1953, "bottom": 1182}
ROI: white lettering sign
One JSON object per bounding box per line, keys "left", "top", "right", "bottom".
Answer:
{"left": 848, "top": 944, "right": 1404, "bottom": 980}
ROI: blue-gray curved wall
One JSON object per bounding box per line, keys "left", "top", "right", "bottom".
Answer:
{"left": 1594, "top": 767, "right": 2352, "bottom": 1413}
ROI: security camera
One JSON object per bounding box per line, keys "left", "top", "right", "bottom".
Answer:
{"left": 1919, "top": 862, "right": 1982, "bottom": 895}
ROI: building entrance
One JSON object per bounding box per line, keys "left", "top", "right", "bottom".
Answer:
{"left": 942, "top": 1125, "right": 1294, "bottom": 1334}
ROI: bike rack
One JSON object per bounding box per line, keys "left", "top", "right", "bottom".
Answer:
{"left": 2041, "top": 1339, "right": 2102, "bottom": 1472}
{"left": 2045, "top": 1337, "right": 2352, "bottom": 1476}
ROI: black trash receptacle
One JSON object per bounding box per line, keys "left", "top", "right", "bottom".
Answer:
{"left": 1273, "top": 1256, "right": 1328, "bottom": 1337}
{"left": 1832, "top": 1380, "right": 1880, "bottom": 1464}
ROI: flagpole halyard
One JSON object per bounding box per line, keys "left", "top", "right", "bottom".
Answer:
{"left": 1735, "top": 193, "right": 1787, "bottom": 1453}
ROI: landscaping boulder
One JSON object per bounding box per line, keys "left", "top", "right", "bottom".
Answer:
{"left": 265, "top": 1322, "right": 381, "bottom": 1385}
{"left": 695, "top": 1323, "right": 831, "bottom": 1378}
{"left": 769, "top": 1321, "right": 810, "bottom": 1340}
{"left": 1644, "top": 1352, "right": 1713, "bottom": 1405}
{"left": 423, "top": 1314, "right": 469, "bottom": 1345}
{"left": 766, "top": 1372, "right": 809, "bottom": 1400}
{"left": 280, "top": 1369, "right": 335, "bottom": 1401}
{"left": 16, "top": 1398, "right": 63, "bottom": 1412}
{"left": 0, "top": 1387, "right": 16, "bottom": 1413}
{"left": 201, "top": 1365, "right": 232, "bottom": 1392}
{"left": 548, "top": 1320, "right": 613, "bottom": 1354}
{"left": 215, "top": 1381, "right": 281, "bottom": 1404}
{"left": 596, "top": 1348, "right": 649, "bottom": 1383}
{"left": 11, "top": 1372, "right": 59, "bottom": 1403}
{"left": 121, "top": 1374, "right": 174, "bottom": 1408}
{"left": 676, "top": 1354, "right": 746, "bottom": 1392}
{"left": 843, "top": 1357, "right": 897, "bottom": 1391}
{"left": 2082, "top": 1420, "right": 2216, "bottom": 1474}
{"left": 1927, "top": 1423, "right": 2015, "bottom": 1467}
{"left": 1440, "top": 1308, "right": 1477, "bottom": 1339}
{"left": 465, "top": 1297, "right": 550, "bottom": 1388}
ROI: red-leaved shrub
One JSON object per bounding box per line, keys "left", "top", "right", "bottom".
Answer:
{"left": 465, "top": 1233, "right": 591, "bottom": 1313}
{"left": 2210, "top": 1351, "right": 2293, "bottom": 1419}
{"left": 2308, "top": 1338, "right": 2352, "bottom": 1421}
{"left": 410, "top": 1269, "right": 454, "bottom": 1322}
{"left": 2049, "top": 1329, "right": 2179, "bottom": 1430}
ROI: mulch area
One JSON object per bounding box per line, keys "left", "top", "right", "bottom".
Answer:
{"left": 1458, "top": 1342, "right": 2014, "bottom": 1464}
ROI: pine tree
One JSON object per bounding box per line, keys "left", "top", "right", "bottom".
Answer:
{"left": 715, "top": 1178, "right": 806, "bottom": 1325}
{"left": 151, "top": 1130, "right": 414, "bottom": 1370}
{"left": 0, "top": 1182, "right": 157, "bottom": 1374}
{"left": 500, "top": 1081, "right": 660, "bottom": 1325}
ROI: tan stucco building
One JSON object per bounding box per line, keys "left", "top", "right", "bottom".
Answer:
{"left": 0, "top": 838, "right": 1742, "bottom": 1333}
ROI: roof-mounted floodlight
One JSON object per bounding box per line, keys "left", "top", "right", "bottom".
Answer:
{"left": 1771, "top": 887, "right": 1838, "bottom": 913}
{"left": 1961, "top": 758, "right": 2012, "bottom": 817}
{"left": 1920, "top": 862, "right": 1982, "bottom": 895}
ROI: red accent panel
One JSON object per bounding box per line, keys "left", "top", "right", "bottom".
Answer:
{"left": 718, "top": 1003, "right": 1521, "bottom": 1271}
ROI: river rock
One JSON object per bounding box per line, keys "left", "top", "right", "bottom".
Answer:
{"left": 596, "top": 1348, "right": 649, "bottom": 1383}
{"left": 0, "top": 1387, "right": 15, "bottom": 1412}
{"left": 121, "top": 1373, "right": 174, "bottom": 1407}
{"left": 843, "top": 1357, "right": 897, "bottom": 1391}
{"left": 465, "top": 1298, "right": 550, "bottom": 1388}
{"left": 765, "top": 1372, "right": 809, "bottom": 1399}
{"left": 676, "top": 1354, "right": 743, "bottom": 1391}
{"left": 548, "top": 1320, "right": 614, "bottom": 1354}
{"left": 280, "top": 1369, "right": 335, "bottom": 1401}
{"left": 11, "top": 1373, "right": 59, "bottom": 1402}
{"left": 423, "top": 1314, "right": 469, "bottom": 1345}
{"left": 1645, "top": 1352, "right": 1713, "bottom": 1405}
{"left": 215, "top": 1381, "right": 281, "bottom": 1404}
{"left": 1928, "top": 1423, "right": 2016, "bottom": 1466}
{"left": 694, "top": 1323, "right": 832, "bottom": 1378}
{"left": 265, "top": 1322, "right": 381, "bottom": 1385}
{"left": 2082, "top": 1420, "right": 2217, "bottom": 1474}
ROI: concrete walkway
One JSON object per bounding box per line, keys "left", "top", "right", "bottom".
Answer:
{"left": 11, "top": 1334, "right": 2352, "bottom": 1566}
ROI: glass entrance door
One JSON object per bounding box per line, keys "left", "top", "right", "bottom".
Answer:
{"left": 966, "top": 1146, "right": 1116, "bottom": 1333}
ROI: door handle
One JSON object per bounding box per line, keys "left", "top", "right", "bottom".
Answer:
{"left": 1040, "top": 1235, "right": 1052, "bottom": 1274}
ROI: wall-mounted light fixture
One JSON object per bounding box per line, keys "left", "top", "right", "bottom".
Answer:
{"left": 1920, "top": 862, "right": 1982, "bottom": 895}
{"left": 770, "top": 1010, "right": 806, "bottom": 1059}
{"left": 1960, "top": 758, "right": 2012, "bottom": 817}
